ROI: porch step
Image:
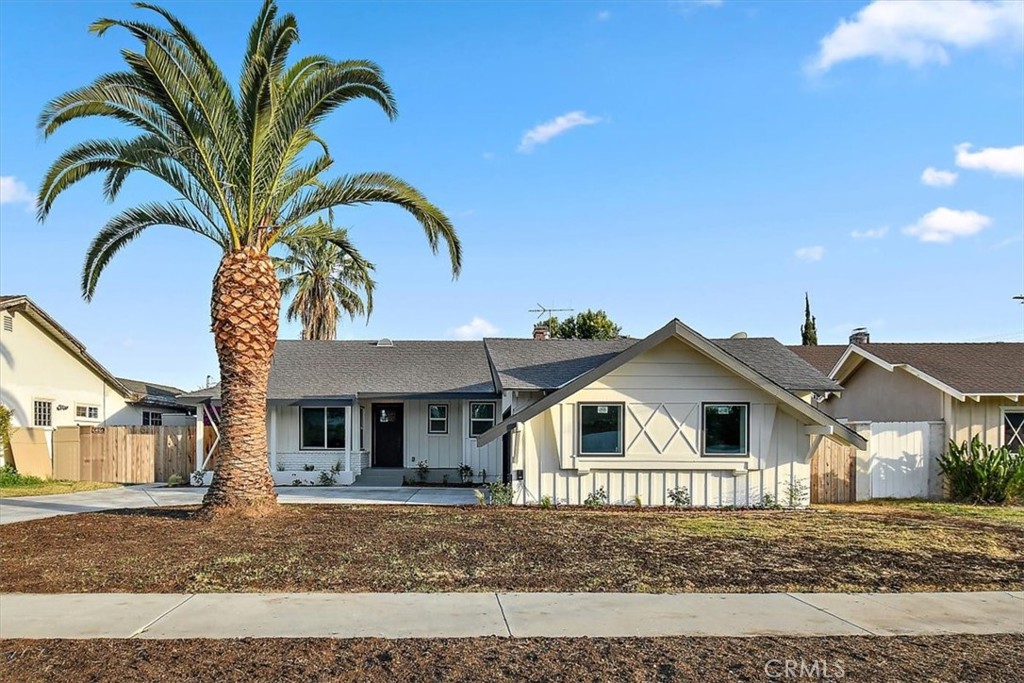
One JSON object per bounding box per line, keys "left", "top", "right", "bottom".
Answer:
{"left": 352, "top": 468, "right": 405, "bottom": 487}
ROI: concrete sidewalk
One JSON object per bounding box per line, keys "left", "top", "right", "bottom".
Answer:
{"left": 0, "top": 485, "right": 479, "bottom": 524}
{"left": 1, "top": 591, "right": 1021, "bottom": 639}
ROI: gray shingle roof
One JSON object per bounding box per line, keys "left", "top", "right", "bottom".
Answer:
{"left": 182, "top": 340, "right": 498, "bottom": 401}
{"left": 117, "top": 378, "right": 188, "bottom": 407}
{"left": 714, "top": 338, "right": 844, "bottom": 393}
{"left": 483, "top": 338, "right": 638, "bottom": 391}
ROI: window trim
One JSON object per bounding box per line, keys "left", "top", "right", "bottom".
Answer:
{"left": 142, "top": 410, "right": 163, "bottom": 427}
{"left": 577, "top": 402, "right": 625, "bottom": 457}
{"left": 427, "top": 403, "right": 449, "bottom": 435}
{"left": 33, "top": 399, "right": 54, "bottom": 428}
{"left": 700, "top": 402, "right": 750, "bottom": 458}
{"left": 1003, "top": 407, "right": 1024, "bottom": 451}
{"left": 75, "top": 404, "right": 100, "bottom": 422}
{"left": 468, "top": 401, "right": 497, "bottom": 438}
{"left": 299, "top": 406, "right": 347, "bottom": 451}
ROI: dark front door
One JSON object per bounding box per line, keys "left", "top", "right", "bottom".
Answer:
{"left": 372, "top": 403, "right": 404, "bottom": 467}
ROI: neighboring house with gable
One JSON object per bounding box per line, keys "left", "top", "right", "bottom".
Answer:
{"left": 182, "top": 319, "right": 863, "bottom": 505}
{"left": 0, "top": 295, "right": 191, "bottom": 474}
{"left": 790, "top": 330, "right": 1024, "bottom": 499}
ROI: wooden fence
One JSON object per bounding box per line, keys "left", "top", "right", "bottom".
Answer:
{"left": 53, "top": 426, "right": 197, "bottom": 484}
{"left": 810, "top": 437, "right": 856, "bottom": 504}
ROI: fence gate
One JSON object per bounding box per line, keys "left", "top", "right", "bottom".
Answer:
{"left": 867, "top": 421, "right": 934, "bottom": 499}
{"left": 52, "top": 425, "right": 196, "bottom": 484}
{"left": 810, "top": 437, "right": 856, "bottom": 503}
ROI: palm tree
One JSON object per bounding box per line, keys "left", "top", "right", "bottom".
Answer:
{"left": 36, "top": 1, "right": 460, "bottom": 515}
{"left": 277, "top": 224, "right": 376, "bottom": 340}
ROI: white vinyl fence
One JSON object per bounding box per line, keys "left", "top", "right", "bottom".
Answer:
{"left": 856, "top": 421, "right": 944, "bottom": 500}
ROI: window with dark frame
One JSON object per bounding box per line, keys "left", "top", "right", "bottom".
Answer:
{"left": 142, "top": 411, "right": 163, "bottom": 426}
{"left": 469, "top": 402, "right": 495, "bottom": 437}
{"left": 76, "top": 405, "right": 99, "bottom": 420}
{"left": 578, "top": 403, "right": 624, "bottom": 456}
{"left": 1005, "top": 410, "right": 1024, "bottom": 451}
{"left": 427, "top": 404, "right": 449, "bottom": 434}
{"left": 702, "top": 403, "right": 748, "bottom": 456}
{"left": 301, "top": 407, "right": 346, "bottom": 449}
{"left": 33, "top": 400, "right": 52, "bottom": 427}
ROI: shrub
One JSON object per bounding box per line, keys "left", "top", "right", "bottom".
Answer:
{"left": 583, "top": 487, "right": 608, "bottom": 508}
{"left": 938, "top": 436, "right": 1024, "bottom": 505}
{"left": 632, "top": 494, "right": 643, "bottom": 507}
{"left": 0, "top": 464, "right": 43, "bottom": 487}
{"left": 317, "top": 470, "right": 337, "bottom": 486}
{"left": 473, "top": 489, "right": 486, "bottom": 505}
{"left": 416, "top": 460, "right": 430, "bottom": 483}
{"left": 667, "top": 486, "right": 691, "bottom": 507}
{"left": 302, "top": 464, "right": 315, "bottom": 472}
{"left": 539, "top": 495, "right": 554, "bottom": 508}
{"left": 167, "top": 473, "right": 185, "bottom": 487}
{"left": 458, "top": 463, "right": 474, "bottom": 483}
{"left": 485, "top": 481, "right": 513, "bottom": 506}
{"left": 784, "top": 479, "right": 810, "bottom": 508}
{"left": 759, "top": 492, "right": 781, "bottom": 509}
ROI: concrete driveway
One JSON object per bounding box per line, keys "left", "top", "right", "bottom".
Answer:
{"left": 0, "top": 484, "right": 480, "bottom": 525}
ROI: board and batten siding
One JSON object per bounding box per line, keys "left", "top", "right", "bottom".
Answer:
{"left": 948, "top": 397, "right": 1021, "bottom": 449}
{"left": 509, "top": 336, "right": 814, "bottom": 506}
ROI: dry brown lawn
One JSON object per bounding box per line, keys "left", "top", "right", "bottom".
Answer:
{"left": 1, "top": 503, "right": 1021, "bottom": 594}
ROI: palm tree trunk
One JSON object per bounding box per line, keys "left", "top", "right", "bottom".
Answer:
{"left": 201, "top": 248, "right": 280, "bottom": 515}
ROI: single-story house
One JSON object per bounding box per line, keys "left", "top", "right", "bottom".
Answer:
{"left": 790, "top": 331, "right": 1023, "bottom": 499}
{"left": 0, "top": 294, "right": 192, "bottom": 474}
{"left": 183, "top": 319, "right": 865, "bottom": 505}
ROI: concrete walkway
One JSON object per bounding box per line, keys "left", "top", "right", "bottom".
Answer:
{"left": 1, "top": 591, "right": 1020, "bottom": 639}
{"left": 0, "top": 484, "right": 479, "bottom": 525}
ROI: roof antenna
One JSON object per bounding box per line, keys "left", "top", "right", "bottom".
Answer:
{"left": 527, "top": 303, "right": 574, "bottom": 320}
{"left": 729, "top": 331, "right": 748, "bottom": 339}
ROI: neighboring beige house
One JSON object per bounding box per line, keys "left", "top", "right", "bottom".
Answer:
{"left": 0, "top": 295, "right": 191, "bottom": 475}
{"left": 790, "top": 334, "right": 1023, "bottom": 500}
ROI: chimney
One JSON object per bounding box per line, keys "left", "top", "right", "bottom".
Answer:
{"left": 532, "top": 324, "right": 550, "bottom": 340}
{"left": 849, "top": 327, "right": 870, "bottom": 345}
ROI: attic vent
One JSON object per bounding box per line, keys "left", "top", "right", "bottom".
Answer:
{"left": 375, "top": 338, "right": 394, "bottom": 347}
{"left": 2, "top": 315, "right": 11, "bottom": 333}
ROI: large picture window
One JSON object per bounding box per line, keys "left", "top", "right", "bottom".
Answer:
{"left": 428, "top": 404, "right": 449, "bottom": 434}
{"left": 469, "top": 402, "right": 495, "bottom": 437}
{"left": 579, "top": 403, "right": 624, "bottom": 456}
{"left": 1005, "top": 410, "right": 1024, "bottom": 451}
{"left": 302, "top": 407, "right": 346, "bottom": 449}
{"left": 702, "top": 403, "right": 749, "bottom": 456}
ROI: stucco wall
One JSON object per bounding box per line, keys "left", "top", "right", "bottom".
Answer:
{"left": 823, "top": 361, "right": 944, "bottom": 423}
{"left": 510, "top": 336, "right": 814, "bottom": 507}
{"left": 0, "top": 309, "right": 132, "bottom": 429}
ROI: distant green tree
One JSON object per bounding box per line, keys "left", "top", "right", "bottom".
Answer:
{"left": 801, "top": 293, "right": 818, "bottom": 346}
{"left": 545, "top": 309, "right": 622, "bottom": 340}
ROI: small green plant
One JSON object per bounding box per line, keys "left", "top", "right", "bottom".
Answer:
{"left": 759, "top": 492, "right": 780, "bottom": 509}
{"left": 167, "top": 473, "right": 184, "bottom": 487}
{"left": 190, "top": 470, "right": 206, "bottom": 486}
{"left": 0, "top": 404, "right": 12, "bottom": 462}
{"left": 317, "top": 470, "right": 337, "bottom": 486}
{"left": 276, "top": 462, "right": 285, "bottom": 471}
{"left": 416, "top": 460, "right": 430, "bottom": 483}
{"left": 302, "top": 464, "right": 315, "bottom": 472}
{"left": 458, "top": 463, "right": 474, "bottom": 483}
{"left": 938, "top": 436, "right": 1024, "bottom": 504}
{"left": 330, "top": 461, "right": 343, "bottom": 474}
{"left": 632, "top": 494, "right": 643, "bottom": 507}
{"left": 539, "top": 495, "right": 554, "bottom": 509}
{"left": 292, "top": 478, "right": 304, "bottom": 486}
{"left": 667, "top": 486, "right": 691, "bottom": 507}
{"left": 442, "top": 474, "right": 449, "bottom": 485}
{"left": 0, "top": 464, "right": 43, "bottom": 487}
{"left": 784, "top": 478, "right": 810, "bottom": 508}
{"left": 485, "top": 481, "right": 514, "bottom": 505}
{"left": 473, "top": 489, "right": 486, "bottom": 505}
{"left": 584, "top": 487, "right": 608, "bottom": 507}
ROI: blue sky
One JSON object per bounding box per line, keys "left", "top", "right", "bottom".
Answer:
{"left": 1, "top": 0, "right": 1022, "bottom": 390}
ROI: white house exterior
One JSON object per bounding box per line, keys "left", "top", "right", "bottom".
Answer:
{"left": 0, "top": 295, "right": 191, "bottom": 474}
{"left": 183, "top": 320, "right": 864, "bottom": 504}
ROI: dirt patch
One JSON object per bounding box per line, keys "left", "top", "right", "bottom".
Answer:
{"left": 1, "top": 505, "right": 1021, "bottom": 593}
{"left": 3, "top": 635, "right": 1022, "bottom": 682}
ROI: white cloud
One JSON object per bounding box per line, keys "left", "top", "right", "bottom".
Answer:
{"left": 954, "top": 142, "right": 1024, "bottom": 177}
{"left": 795, "top": 246, "right": 825, "bottom": 262}
{"left": 449, "top": 317, "right": 500, "bottom": 340}
{"left": 518, "top": 111, "right": 602, "bottom": 153}
{"left": 0, "top": 176, "right": 34, "bottom": 208}
{"left": 851, "top": 226, "right": 889, "bottom": 239}
{"left": 903, "top": 207, "right": 991, "bottom": 243}
{"left": 596, "top": 10, "right": 611, "bottom": 21}
{"left": 921, "top": 167, "right": 958, "bottom": 187}
{"left": 807, "top": 0, "right": 1024, "bottom": 74}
